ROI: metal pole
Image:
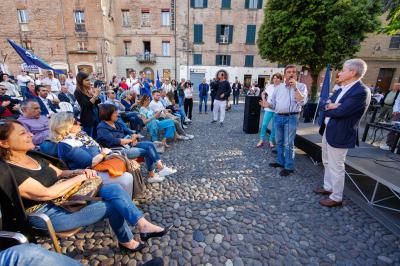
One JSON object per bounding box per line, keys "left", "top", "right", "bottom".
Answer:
{"left": 312, "top": 100, "right": 320, "bottom": 125}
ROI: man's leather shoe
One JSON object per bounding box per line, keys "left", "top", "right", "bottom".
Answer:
{"left": 269, "top": 162, "right": 283, "bottom": 168}
{"left": 319, "top": 198, "right": 342, "bottom": 207}
{"left": 280, "top": 169, "right": 294, "bottom": 176}
{"left": 313, "top": 188, "right": 332, "bottom": 195}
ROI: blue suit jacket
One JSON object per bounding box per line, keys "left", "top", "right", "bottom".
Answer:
{"left": 319, "top": 81, "right": 371, "bottom": 148}
{"left": 36, "top": 97, "right": 58, "bottom": 116}
{"left": 198, "top": 83, "right": 209, "bottom": 97}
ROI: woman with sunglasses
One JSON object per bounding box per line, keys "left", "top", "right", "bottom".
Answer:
{"left": 0, "top": 120, "right": 172, "bottom": 253}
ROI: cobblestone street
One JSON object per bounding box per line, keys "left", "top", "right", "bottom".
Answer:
{"left": 44, "top": 102, "right": 400, "bottom": 266}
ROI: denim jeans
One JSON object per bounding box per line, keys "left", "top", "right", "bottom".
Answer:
{"left": 28, "top": 183, "right": 143, "bottom": 243}
{"left": 0, "top": 244, "right": 82, "bottom": 266}
{"left": 178, "top": 96, "right": 184, "bottom": 107}
{"left": 274, "top": 114, "right": 299, "bottom": 170}
{"left": 121, "top": 112, "right": 144, "bottom": 131}
{"left": 259, "top": 111, "right": 276, "bottom": 143}
{"left": 120, "top": 141, "right": 160, "bottom": 171}
{"left": 233, "top": 94, "right": 239, "bottom": 105}
{"left": 199, "top": 95, "right": 208, "bottom": 113}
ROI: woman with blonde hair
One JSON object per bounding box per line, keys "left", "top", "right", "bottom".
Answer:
{"left": 49, "top": 112, "right": 135, "bottom": 196}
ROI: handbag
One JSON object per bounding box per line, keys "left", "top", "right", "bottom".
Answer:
{"left": 93, "top": 157, "right": 127, "bottom": 177}
{"left": 26, "top": 178, "right": 103, "bottom": 213}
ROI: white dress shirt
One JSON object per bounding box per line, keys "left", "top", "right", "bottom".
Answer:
{"left": 43, "top": 77, "right": 61, "bottom": 93}
{"left": 65, "top": 77, "right": 76, "bottom": 94}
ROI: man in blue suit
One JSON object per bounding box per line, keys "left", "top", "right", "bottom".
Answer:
{"left": 314, "top": 59, "right": 371, "bottom": 207}
{"left": 198, "top": 78, "right": 209, "bottom": 114}
{"left": 35, "top": 85, "right": 58, "bottom": 116}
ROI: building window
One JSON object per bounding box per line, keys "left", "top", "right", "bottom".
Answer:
{"left": 141, "top": 10, "right": 150, "bottom": 27}
{"left": 216, "top": 55, "right": 231, "bottom": 66}
{"left": 123, "top": 41, "right": 131, "bottom": 55}
{"left": 122, "top": 10, "right": 131, "bottom": 27}
{"left": 194, "top": 24, "right": 203, "bottom": 44}
{"left": 162, "top": 10, "right": 170, "bottom": 26}
{"left": 162, "top": 41, "right": 170, "bottom": 56}
{"left": 246, "top": 25, "right": 256, "bottom": 44}
{"left": 216, "top": 25, "right": 233, "bottom": 44}
{"left": 221, "top": 0, "right": 231, "bottom": 8}
{"left": 191, "top": 0, "right": 207, "bottom": 8}
{"left": 244, "top": 74, "right": 252, "bottom": 88}
{"left": 193, "top": 54, "right": 202, "bottom": 65}
{"left": 389, "top": 35, "right": 400, "bottom": 49}
{"left": 22, "top": 40, "right": 32, "bottom": 51}
{"left": 17, "top": 9, "right": 28, "bottom": 23}
{"left": 77, "top": 41, "right": 87, "bottom": 51}
{"left": 245, "top": 0, "right": 262, "bottom": 9}
{"left": 74, "top": 11, "right": 86, "bottom": 32}
{"left": 245, "top": 55, "right": 254, "bottom": 67}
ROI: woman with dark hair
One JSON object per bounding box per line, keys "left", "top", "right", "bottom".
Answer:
{"left": 138, "top": 95, "right": 177, "bottom": 148}
{"left": 257, "top": 73, "right": 282, "bottom": 148}
{"left": 211, "top": 70, "right": 231, "bottom": 127}
{"left": 74, "top": 72, "right": 101, "bottom": 138}
{"left": 0, "top": 120, "right": 171, "bottom": 253}
{"left": 183, "top": 81, "right": 193, "bottom": 120}
{"left": 96, "top": 104, "right": 176, "bottom": 182}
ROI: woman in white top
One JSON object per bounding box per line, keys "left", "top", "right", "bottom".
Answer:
{"left": 257, "top": 73, "right": 283, "bottom": 148}
{"left": 183, "top": 81, "right": 194, "bottom": 120}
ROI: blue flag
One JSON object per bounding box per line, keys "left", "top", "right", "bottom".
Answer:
{"left": 7, "top": 39, "right": 63, "bottom": 74}
{"left": 156, "top": 70, "right": 161, "bottom": 89}
{"left": 317, "top": 64, "right": 331, "bottom": 125}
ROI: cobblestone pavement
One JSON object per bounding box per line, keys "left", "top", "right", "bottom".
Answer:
{"left": 41, "top": 102, "right": 400, "bottom": 265}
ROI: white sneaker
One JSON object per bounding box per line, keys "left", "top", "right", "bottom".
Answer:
{"left": 183, "top": 136, "right": 190, "bottom": 141}
{"left": 186, "top": 134, "right": 194, "bottom": 139}
{"left": 184, "top": 117, "right": 191, "bottom": 123}
{"left": 147, "top": 174, "right": 165, "bottom": 183}
{"left": 158, "top": 167, "right": 177, "bottom": 177}
{"left": 177, "top": 135, "right": 186, "bottom": 140}
{"left": 182, "top": 125, "right": 188, "bottom": 129}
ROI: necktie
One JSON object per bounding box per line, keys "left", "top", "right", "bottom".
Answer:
{"left": 331, "top": 88, "right": 342, "bottom": 103}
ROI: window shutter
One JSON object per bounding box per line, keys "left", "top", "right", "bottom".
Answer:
{"left": 193, "top": 54, "right": 202, "bottom": 65}
{"left": 257, "top": 0, "right": 263, "bottom": 9}
{"left": 216, "top": 24, "right": 221, "bottom": 43}
{"left": 228, "top": 25, "right": 233, "bottom": 43}
{"left": 227, "top": 55, "right": 231, "bottom": 66}
{"left": 194, "top": 24, "right": 203, "bottom": 43}
{"left": 246, "top": 25, "right": 256, "bottom": 44}
{"left": 216, "top": 55, "right": 221, "bottom": 65}
{"left": 190, "top": 0, "right": 195, "bottom": 7}
{"left": 203, "top": 0, "right": 208, "bottom": 8}
{"left": 245, "top": 0, "right": 250, "bottom": 9}
{"left": 222, "top": 0, "right": 231, "bottom": 8}
{"left": 245, "top": 55, "right": 254, "bottom": 67}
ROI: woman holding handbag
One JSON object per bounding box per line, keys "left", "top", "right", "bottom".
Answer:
{"left": 96, "top": 104, "right": 176, "bottom": 181}
{"left": 0, "top": 120, "right": 172, "bottom": 253}
{"left": 48, "top": 112, "right": 134, "bottom": 197}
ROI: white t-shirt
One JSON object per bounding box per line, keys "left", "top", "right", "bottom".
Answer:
{"left": 184, "top": 88, "right": 193, "bottom": 98}
{"left": 42, "top": 77, "right": 61, "bottom": 93}
{"left": 149, "top": 100, "right": 165, "bottom": 113}
{"left": 16, "top": 74, "right": 34, "bottom": 87}
{"left": 263, "top": 84, "right": 278, "bottom": 112}
{"left": 127, "top": 77, "right": 141, "bottom": 95}
{"left": 161, "top": 83, "right": 173, "bottom": 93}
{"left": 65, "top": 77, "right": 76, "bottom": 94}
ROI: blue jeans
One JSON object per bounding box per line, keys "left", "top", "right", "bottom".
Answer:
{"left": 120, "top": 141, "right": 160, "bottom": 171}
{"left": 122, "top": 112, "right": 144, "bottom": 131}
{"left": 0, "top": 244, "right": 82, "bottom": 266}
{"left": 259, "top": 111, "right": 276, "bottom": 143}
{"left": 28, "top": 183, "right": 143, "bottom": 243}
{"left": 199, "top": 95, "right": 208, "bottom": 113}
{"left": 178, "top": 96, "right": 184, "bottom": 107}
{"left": 274, "top": 114, "right": 299, "bottom": 170}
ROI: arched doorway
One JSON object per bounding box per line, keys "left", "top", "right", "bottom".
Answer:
{"left": 142, "top": 67, "right": 154, "bottom": 82}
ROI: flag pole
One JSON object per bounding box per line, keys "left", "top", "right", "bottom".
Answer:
{"left": 312, "top": 100, "right": 320, "bottom": 124}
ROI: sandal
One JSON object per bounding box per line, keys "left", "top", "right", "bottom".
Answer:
{"left": 256, "top": 141, "right": 264, "bottom": 148}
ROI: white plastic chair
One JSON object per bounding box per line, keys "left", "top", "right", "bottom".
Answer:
{"left": 58, "top": 102, "right": 74, "bottom": 113}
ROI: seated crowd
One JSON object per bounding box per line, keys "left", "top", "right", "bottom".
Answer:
{"left": 0, "top": 69, "right": 197, "bottom": 259}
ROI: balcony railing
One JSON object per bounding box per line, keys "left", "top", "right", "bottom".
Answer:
{"left": 219, "top": 35, "right": 229, "bottom": 44}
{"left": 75, "top": 24, "right": 86, "bottom": 32}
{"left": 136, "top": 53, "right": 156, "bottom": 64}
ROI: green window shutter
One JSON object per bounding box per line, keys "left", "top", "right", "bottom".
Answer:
{"left": 194, "top": 24, "right": 203, "bottom": 43}
{"left": 190, "top": 0, "right": 195, "bottom": 8}
{"left": 193, "top": 54, "right": 202, "bottom": 65}
{"left": 216, "top": 24, "right": 221, "bottom": 43}
{"left": 203, "top": 0, "right": 208, "bottom": 8}
{"left": 246, "top": 25, "right": 256, "bottom": 44}
{"left": 228, "top": 25, "right": 233, "bottom": 43}
{"left": 227, "top": 55, "right": 231, "bottom": 66}
{"left": 257, "top": 0, "right": 263, "bottom": 9}
{"left": 245, "top": 55, "right": 254, "bottom": 67}
{"left": 245, "top": 0, "right": 250, "bottom": 9}
{"left": 216, "top": 55, "right": 221, "bottom": 65}
{"left": 221, "top": 0, "right": 231, "bottom": 8}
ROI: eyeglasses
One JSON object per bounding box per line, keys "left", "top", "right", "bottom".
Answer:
{"left": 27, "top": 107, "right": 40, "bottom": 110}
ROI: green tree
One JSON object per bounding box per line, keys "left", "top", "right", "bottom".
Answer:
{"left": 381, "top": 0, "right": 400, "bottom": 35}
{"left": 257, "top": 0, "right": 381, "bottom": 101}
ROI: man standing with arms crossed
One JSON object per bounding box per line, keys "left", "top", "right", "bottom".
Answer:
{"left": 263, "top": 65, "right": 307, "bottom": 176}
{"left": 314, "top": 59, "right": 371, "bottom": 207}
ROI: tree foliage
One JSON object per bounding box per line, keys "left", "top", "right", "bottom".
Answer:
{"left": 381, "top": 0, "right": 400, "bottom": 35}
{"left": 257, "top": 0, "right": 382, "bottom": 100}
